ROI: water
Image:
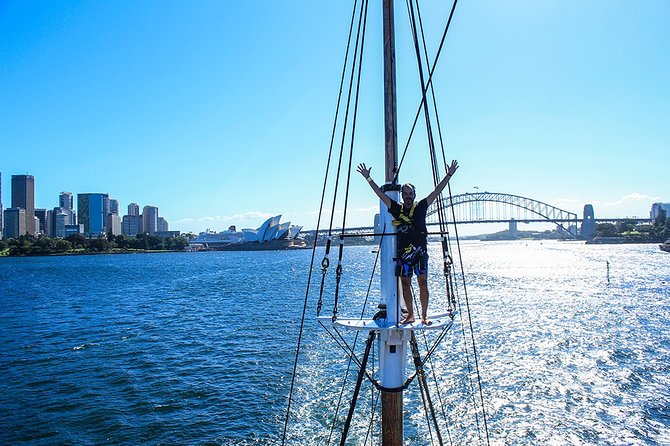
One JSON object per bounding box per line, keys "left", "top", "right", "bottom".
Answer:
{"left": 0, "top": 241, "right": 669, "bottom": 445}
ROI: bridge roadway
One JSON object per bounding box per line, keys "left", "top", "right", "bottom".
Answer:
{"left": 302, "top": 192, "right": 650, "bottom": 238}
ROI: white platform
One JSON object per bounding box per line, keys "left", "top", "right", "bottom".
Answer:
{"left": 318, "top": 312, "right": 455, "bottom": 331}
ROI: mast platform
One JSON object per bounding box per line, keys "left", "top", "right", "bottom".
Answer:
{"left": 318, "top": 312, "right": 454, "bottom": 332}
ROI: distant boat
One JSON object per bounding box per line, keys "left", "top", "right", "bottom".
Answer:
{"left": 660, "top": 239, "right": 670, "bottom": 253}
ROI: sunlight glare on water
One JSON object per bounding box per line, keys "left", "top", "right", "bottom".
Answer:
{"left": 1, "top": 241, "right": 669, "bottom": 445}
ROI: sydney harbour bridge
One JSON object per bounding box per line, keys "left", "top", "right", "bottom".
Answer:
{"left": 308, "top": 192, "right": 649, "bottom": 240}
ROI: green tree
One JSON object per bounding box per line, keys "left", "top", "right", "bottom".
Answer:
{"left": 66, "top": 234, "right": 87, "bottom": 249}
{"left": 595, "top": 223, "right": 618, "bottom": 237}
{"left": 88, "top": 237, "right": 110, "bottom": 252}
{"left": 55, "top": 239, "right": 72, "bottom": 252}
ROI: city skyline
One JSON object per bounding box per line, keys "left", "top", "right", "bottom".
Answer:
{"left": 0, "top": 171, "right": 172, "bottom": 238}
{"left": 1, "top": 2, "right": 668, "bottom": 235}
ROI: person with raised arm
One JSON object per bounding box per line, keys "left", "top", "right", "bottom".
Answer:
{"left": 357, "top": 160, "right": 459, "bottom": 325}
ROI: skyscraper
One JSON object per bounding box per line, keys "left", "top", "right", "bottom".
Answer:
{"left": 122, "top": 203, "right": 142, "bottom": 236}
{"left": 59, "top": 192, "right": 77, "bottom": 225}
{"left": 142, "top": 206, "right": 159, "bottom": 234}
{"left": 0, "top": 172, "right": 3, "bottom": 239}
{"left": 128, "top": 203, "right": 140, "bottom": 216}
{"left": 77, "top": 193, "right": 109, "bottom": 237}
{"left": 11, "top": 174, "right": 35, "bottom": 235}
{"left": 3, "top": 208, "right": 26, "bottom": 238}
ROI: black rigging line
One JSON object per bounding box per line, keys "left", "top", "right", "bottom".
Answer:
{"left": 395, "top": 0, "right": 459, "bottom": 183}
{"left": 339, "top": 331, "right": 376, "bottom": 446}
{"left": 280, "top": 1, "right": 361, "bottom": 443}
{"left": 327, "top": 0, "right": 368, "bottom": 235}
{"left": 327, "top": 234, "right": 382, "bottom": 445}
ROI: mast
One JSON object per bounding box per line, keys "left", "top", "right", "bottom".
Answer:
{"left": 380, "top": 0, "right": 404, "bottom": 444}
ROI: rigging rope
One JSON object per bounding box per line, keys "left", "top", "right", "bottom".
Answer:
{"left": 280, "top": 0, "right": 364, "bottom": 442}
{"left": 285, "top": 0, "right": 495, "bottom": 444}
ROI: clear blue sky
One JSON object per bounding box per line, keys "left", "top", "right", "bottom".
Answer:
{"left": 2, "top": 1, "right": 668, "bottom": 234}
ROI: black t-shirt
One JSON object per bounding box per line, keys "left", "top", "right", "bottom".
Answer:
{"left": 388, "top": 198, "right": 429, "bottom": 252}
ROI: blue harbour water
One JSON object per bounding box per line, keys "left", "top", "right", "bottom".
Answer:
{"left": 1, "top": 241, "right": 669, "bottom": 445}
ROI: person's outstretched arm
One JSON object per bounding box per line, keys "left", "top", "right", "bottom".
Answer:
{"left": 426, "top": 160, "right": 459, "bottom": 205}
{"left": 357, "top": 163, "right": 392, "bottom": 209}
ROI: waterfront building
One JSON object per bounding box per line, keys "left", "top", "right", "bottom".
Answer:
{"left": 651, "top": 203, "right": 670, "bottom": 220}
{"left": 0, "top": 172, "right": 3, "bottom": 239}
{"left": 122, "top": 214, "right": 142, "bottom": 236}
{"left": 109, "top": 199, "right": 119, "bottom": 216}
{"left": 64, "top": 224, "right": 83, "bottom": 237}
{"left": 106, "top": 213, "right": 122, "bottom": 236}
{"left": 34, "top": 209, "right": 47, "bottom": 234}
{"left": 77, "top": 193, "right": 109, "bottom": 237}
{"left": 51, "top": 209, "right": 68, "bottom": 238}
{"left": 59, "top": 192, "right": 77, "bottom": 225}
{"left": 3, "top": 208, "right": 26, "bottom": 239}
{"left": 11, "top": 174, "right": 35, "bottom": 235}
{"left": 142, "top": 206, "right": 159, "bottom": 234}
{"left": 157, "top": 217, "right": 168, "bottom": 233}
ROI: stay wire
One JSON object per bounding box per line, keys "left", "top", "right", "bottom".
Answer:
{"left": 327, "top": 234, "right": 382, "bottom": 445}
{"left": 448, "top": 188, "right": 492, "bottom": 446}
{"left": 281, "top": 2, "right": 362, "bottom": 442}
{"left": 333, "top": 0, "right": 369, "bottom": 322}
{"left": 327, "top": 0, "right": 368, "bottom": 235}
{"left": 394, "top": 0, "right": 460, "bottom": 183}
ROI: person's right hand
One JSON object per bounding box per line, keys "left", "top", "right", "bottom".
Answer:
{"left": 357, "top": 163, "right": 371, "bottom": 179}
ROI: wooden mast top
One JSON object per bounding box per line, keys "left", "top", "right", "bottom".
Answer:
{"left": 383, "top": 0, "right": 398, "bottom": 184}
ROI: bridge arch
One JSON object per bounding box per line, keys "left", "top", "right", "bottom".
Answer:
{"left": 427, "top": 192, "right": 579, "bottom": 236}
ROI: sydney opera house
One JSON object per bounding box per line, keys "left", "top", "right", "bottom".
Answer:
{"left": 189, "top": 215, "right": 305, "bottom": 250}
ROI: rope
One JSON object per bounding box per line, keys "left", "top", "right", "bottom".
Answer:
{"left": 339, "top": 331, "right": 376, "bottom": 446}
{"left": 327, "top": 236, "right": 382, "bottom": 444}
{"left": 280, "top": 1, "right": 364, "bottom": 442}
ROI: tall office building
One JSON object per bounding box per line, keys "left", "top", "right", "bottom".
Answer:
{"left": 157, "top": 217, "right": 169, "bottom": 233}
{"left": 109, "top": 199, "right": 119, "bottom": 216}
{"left": 0, "top": 172, "right": 3, "bottom": 239}
{"left": 128, "top": 203, "right": 140, "bottom": 216}
{"left": 122, "top": 203, "right": 142, "bottom": 236}
{"left": 142, "top": 205, "right": 159, "bottom": 234}
{"left": 59, "top": 192, "right": 77, "bottom": 225}
{"left": 11, "top": 174, "right": 35, "bottom": 235}
{"left": 77, "top": 193, "right": 109, "bottom": 237}
{"left": 59, "top": 191, "right": 73, "bottom": 210}
{"left": 35, "top": 209, "right": 47, "bottom": 234}
{"left": 651, "top": 203, "right": 670, "bottom": 220}
{"left": 3, "top": 208, "right": 26, "bottom": 239}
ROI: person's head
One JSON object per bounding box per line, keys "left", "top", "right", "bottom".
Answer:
{"left": 401, "top": 183, "right": 416, "bottom": 205}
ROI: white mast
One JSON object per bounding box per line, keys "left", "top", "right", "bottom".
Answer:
{"left": 379, "top": 0, "right": 405, "bottom": 444}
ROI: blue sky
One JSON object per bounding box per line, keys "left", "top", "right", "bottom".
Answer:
{"left": 1, "top": 1, "right": 668, "bottom": 234}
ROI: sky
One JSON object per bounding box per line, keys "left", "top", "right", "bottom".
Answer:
{"left": 1, "top": 1, "right": 668, "bottom": 235}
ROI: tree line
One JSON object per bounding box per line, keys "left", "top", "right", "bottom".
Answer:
{"left": 594, "top": 211, "right": 670, "bottom": 242}
{"left": 0, "top": 233, "right": 190, "bottom": 256}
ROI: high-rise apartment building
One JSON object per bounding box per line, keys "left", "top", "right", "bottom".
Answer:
{"left": 142, "top": 205, "right": 159, "bottom": 234}
{"left": 11, "top": 174, "right": 35, "bottom": 235}
{"left": 77, "top": 193, "right": 109, "bottom": 237}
